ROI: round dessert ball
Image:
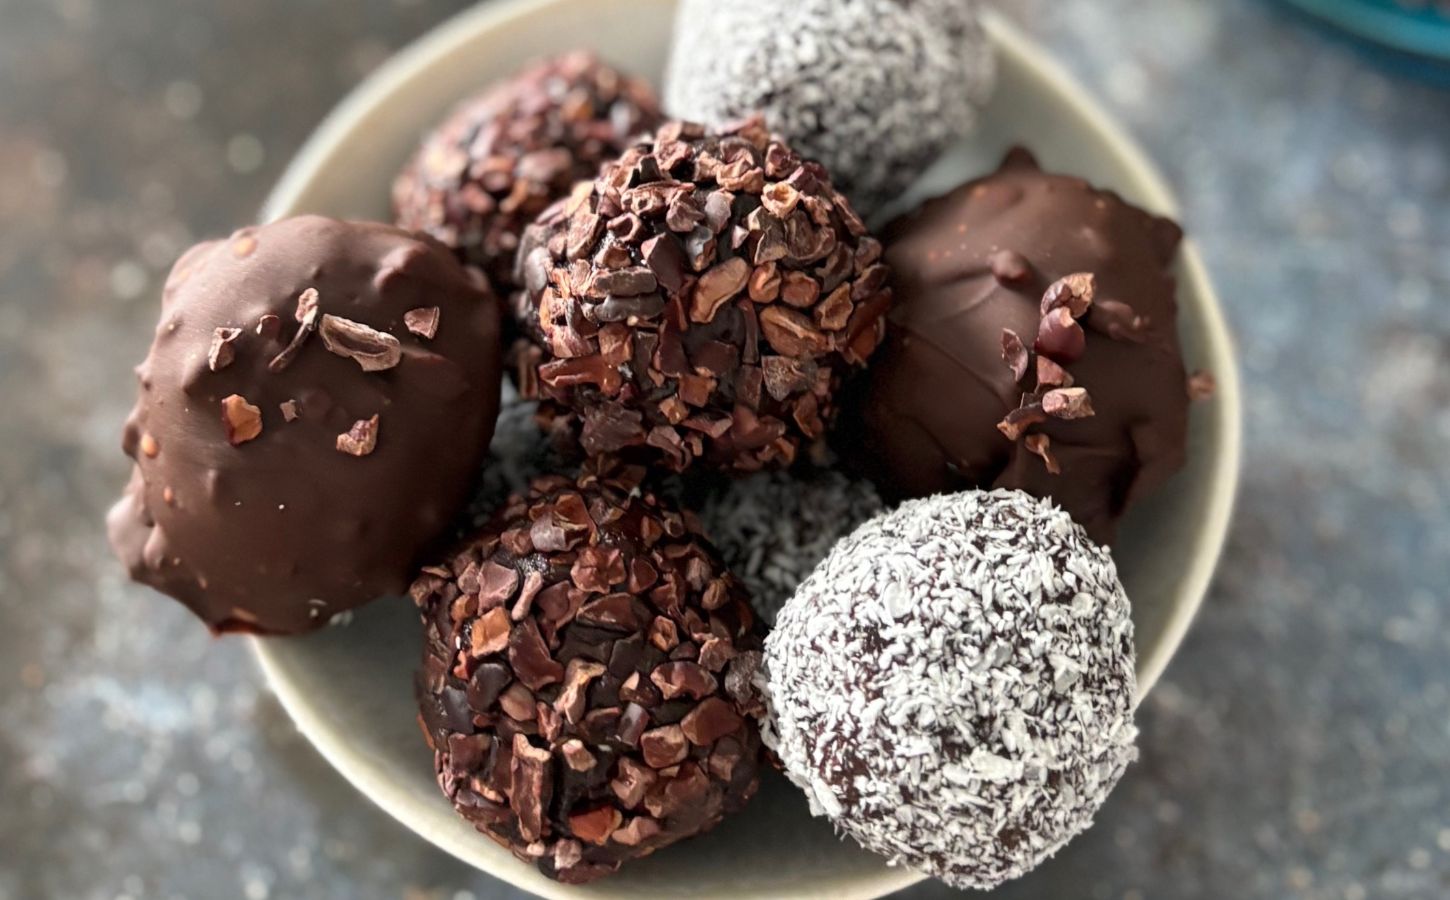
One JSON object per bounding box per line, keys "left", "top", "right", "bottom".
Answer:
{"left": 411, "top": 461, "right": 766, "bottom": 884}
{"left": 695, "top": 468, "right": 884, "bottom": 624}
{"left": 762, "top": 489, "right": 1138, "bottom": 890}
{"left": 513, "top": 117, "right": 892, "bottom": 473}
{"left": 106, "top": 216, "right": 504, "bottom": 634}
{"left": 843, "top": 148, "right": 1193, "bottom": 544}
{"left": 665, "top": 0, "right": 995, "bottom": 214}
{"left": 393, "top": 52, "right": 662, "bottom": 291}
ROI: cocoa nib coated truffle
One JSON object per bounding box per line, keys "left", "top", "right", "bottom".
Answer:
{"left": 514, "top": 118, "right": 892, "bottom": 473}
{"left": 763, "top": 490, "right": 1138, "bottom": 890}
{"left": 107, "top": 216, "right": 504, "bottom": 634}
{"left": 393, "top": 52, "right": 662, "bottom": 291}
{"left": 665, "top": 0, "right": 995, "bottom": 213}
{"left": 844, "top": 149, "right": 1191, "bottom": 544}
{"left": 412, "top": 461, "right": 765, "bottom": 884}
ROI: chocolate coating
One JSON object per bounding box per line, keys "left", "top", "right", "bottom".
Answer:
{"left": 107, "top": 216, "right": 504, "bottom": 634}
{"left": 514, "top": 118, "right": 892, "bottom": 473}
{"left": 393, "top": 52, "right": 662, "bottom": 291}
{"left": 845, "top": 149, "right": 1190, "bottom": 543}
{"left": 412, "top": 461, "right": 764, "bottom": 884}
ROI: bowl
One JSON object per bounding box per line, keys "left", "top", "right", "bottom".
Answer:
{"left": 253, "top": 1, "right": 1242, "bottom": 897}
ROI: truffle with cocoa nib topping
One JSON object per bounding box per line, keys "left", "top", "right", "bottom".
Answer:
{"left": 107, "top": 216, "right": 503, "bottom": 634}
{"left": 412, "top": 460, "right": 765, "bottom": 884}
{"left": 514, "top": 117, "right": 892, "bottom": 473}
{"left": 393, "top": 52, "right": 662, "bottom": 291}
{"left": 843, "top": 148, "right": 1193, "bottom": 544}
{"left": 762, "top": 489, "right": 1138, "bottom": 890}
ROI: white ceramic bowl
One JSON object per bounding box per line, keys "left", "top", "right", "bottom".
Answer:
{"left": 253, "top": 1, "right": 1242, "bottom": 897}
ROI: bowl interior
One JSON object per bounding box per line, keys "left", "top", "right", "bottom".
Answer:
{"left": 253, "top": 2, "right": 1241, "bottom": 898}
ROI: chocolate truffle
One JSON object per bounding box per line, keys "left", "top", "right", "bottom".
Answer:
{"left": 514, "top": 118, "right": 892, "bottom": 473}
{"left": 695, "top": 468, "right": 884, "bottom": 624}
{"left": 762, "top": 489, "right": 1138, "bottom": 890}
{"left": 665, "top": 0, "right": 995, "bottom": 213}
{"left": 845, "top": 149, "right": 1191, "bottom": 544}
{"left": 393, "top": 52, "right": 662, "bottom": 291}
{"left": 412, "top": 461, "right": 765, "bottom": 884}
{"left": 107, "top": 216, "right": 504, "bottom": 634}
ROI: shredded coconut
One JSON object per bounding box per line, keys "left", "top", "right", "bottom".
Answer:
{"left": 762, "top": 489, "right": 1138, "bottom": 890}
{"left": 696, "top": 469, "right": 884, "bottom": 624}
{"left": 467, "top": 388, "right": 575, "bottom": 528}
{"left": 665, "top": 0, "right": 996, "bottom": 213}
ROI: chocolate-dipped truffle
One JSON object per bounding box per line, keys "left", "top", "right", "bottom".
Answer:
{"left": 412, "top": 461, "right": 765, "bottom": 884}
{"left": 845, "top": 149, "right": 1191, "bottom": 543}
{"left": 665, "top": 0, "right": 995, "bottom": 213}
{"left": 393, "top": 52, "right": 662, "bottom": 291}
{"left": 107, "top": 216, "right": 503, "bottom": 634}
{"left": 514, "top": 118, "right": 892, "bottom": 473}
{"left": 763, "top": 489, "right": 1138, "bottom": 890}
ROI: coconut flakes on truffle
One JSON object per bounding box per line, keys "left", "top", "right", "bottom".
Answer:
{"left": 761, "top": 488, "right": 1138, "bottom": 889}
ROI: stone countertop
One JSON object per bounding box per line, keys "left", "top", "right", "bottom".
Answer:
{"left": 1, "top": 1, "right": 1447, "bottom": 898}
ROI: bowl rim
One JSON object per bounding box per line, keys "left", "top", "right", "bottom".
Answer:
{"left": 253, "top": 2, "right": 1242, "bottom": 897}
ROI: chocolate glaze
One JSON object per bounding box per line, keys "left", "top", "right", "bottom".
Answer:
{"left": 107, "top": 216, "right": 504, "bottom": 633}
{"left": 844, "top": 149, "right": 1190, "bottom": 544}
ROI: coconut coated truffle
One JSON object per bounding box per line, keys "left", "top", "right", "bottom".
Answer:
{"left": 844, "top": 149, "right": 1194, "bottom": 544}
{"left": 665, "top": 0, "right": 995, "bottom": 213}
{"left": 695, "top": 468, "right": 884, "bottom": 624}
{"left": 393, "top": 52, "right": 662, "bottom": 291}
{"left": 513, "top": 117, "right": 892, "bottom": 473}
{"left": 762, "top": 489, "right": 1138, "bottom": 890}
{"left": 412, "top": 461, "right": 766, "bottom": 884}
{"left": 107, "top": 216, "right": 504, "bottom": 634}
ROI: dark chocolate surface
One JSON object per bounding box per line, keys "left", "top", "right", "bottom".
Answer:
{"left": 845, "top": 149, "right": 1190, "bottom": 544}
{"left": 108, "top": 216, "right": 504, "bottom": 633}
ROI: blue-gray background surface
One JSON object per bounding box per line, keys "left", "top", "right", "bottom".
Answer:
{"left": 1, "top": 1, "right": 1447, "bottom": 898}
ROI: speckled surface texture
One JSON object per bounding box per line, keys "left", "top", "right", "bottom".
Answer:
{"left": 1, "top": 1, "right": 1447, "bottom": 898}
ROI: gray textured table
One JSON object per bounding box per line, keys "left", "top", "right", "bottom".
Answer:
{"left": 2, "top": 1, "right": 1447, "bottom": 898}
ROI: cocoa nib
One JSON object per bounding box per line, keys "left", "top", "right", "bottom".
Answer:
{"left": 1036, "top": 355, "right": 1073, "bottom": 388}
{"left": 1040, "top": 272, "right": 1095, "bottom": 317}
{"left": 1035, "top": 306, "right": 1086, "bottom": 365}
{"left": 680, "top": 697, "right": 742, "bottom": 746}
{"left": 220, "top": 394, "right": 263, "bottom": 446}
{"left": 403, "top": 306, "right": 440, "bottom": 339}
{"left": 1042, "top": 387, "right": 1095, "bottom": 419}
{"left": 335, "top": 415, "right": 379, "bottom": 456}
{"left": 640, "top": 724, "right": 688, "bottom": 768}
{"left": 319, "top": 314, "right": 403, "bottom": 371}
{"left": 997, "top": 403, "right": 1048, "bottom": 442}
{"left": 1025, "top": 433, "right": 1062, "bottom": 475}
{"left": 510, "top": 735, "right": 552, "bottom": 843}
{"left": 1001, "top": 328, "right": 1029, "bottom": 382}
{"left": 208, "top": 327, "right": 242, "bottom": 371}
{"left": 690, "top": 257, "right": 750, "bottom": 323}
{"left": 267, "top": 288, "right": 320, "bottom": 372}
